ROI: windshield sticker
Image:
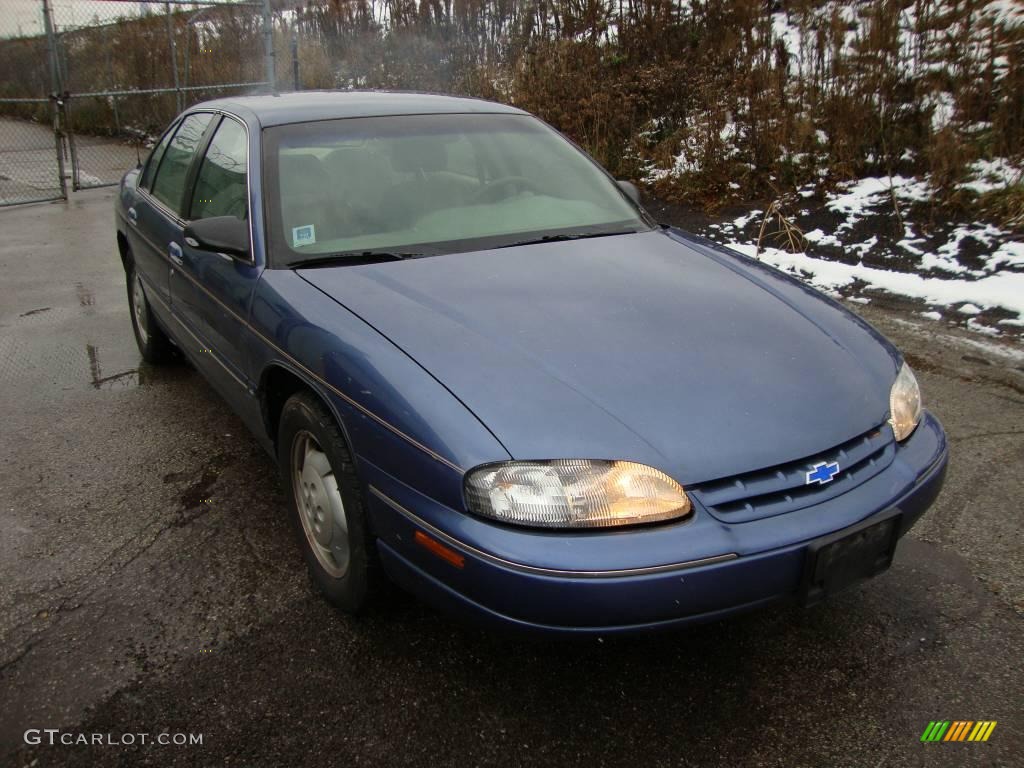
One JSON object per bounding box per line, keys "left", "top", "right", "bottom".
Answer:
{"left": 292, "top": 224, "right": 316, "bottom": 247}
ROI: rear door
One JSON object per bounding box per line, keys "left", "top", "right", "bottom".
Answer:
{"left": 124, "top": 118, "right": 177, "bottom": 307}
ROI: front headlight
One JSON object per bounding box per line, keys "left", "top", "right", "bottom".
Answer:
{"left": 464, "top": 460, "right": 692, "bottom": 529}
{"left": 889, "top": 362, "right": 922, "bottom": 441}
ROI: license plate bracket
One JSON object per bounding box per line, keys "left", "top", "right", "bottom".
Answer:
{"left": 799, "top": 509, "right": 902, "bottom": 607}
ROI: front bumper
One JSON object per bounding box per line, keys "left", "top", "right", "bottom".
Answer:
{"left": 365, "top": 412, "right": 948, "bottom": 636}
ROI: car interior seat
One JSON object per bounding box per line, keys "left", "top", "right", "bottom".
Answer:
{"left": 278, "top": 153, "right": 342, "bottom": 246}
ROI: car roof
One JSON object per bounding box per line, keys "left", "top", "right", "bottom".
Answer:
{"left": 193, "top": 90, "right": 527, "bottom": 127}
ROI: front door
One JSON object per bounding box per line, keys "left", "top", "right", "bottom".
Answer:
{"left": 170, "top": 115, "right": 264, "bottom": 431}
{"left": 131, "top": 112, "right": 215, "bottom": 313}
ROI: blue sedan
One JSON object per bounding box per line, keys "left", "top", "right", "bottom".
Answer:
{"left": 115, "top": 92, "right": 948, "bottom": 634}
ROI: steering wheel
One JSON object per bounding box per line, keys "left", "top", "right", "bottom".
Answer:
{"left": 475, "top": 176, "right": 544, "bottom": 204}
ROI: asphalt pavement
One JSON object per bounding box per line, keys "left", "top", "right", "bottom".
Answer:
{"left": 1, "top": 189, "right": 1022, "bottom": 767}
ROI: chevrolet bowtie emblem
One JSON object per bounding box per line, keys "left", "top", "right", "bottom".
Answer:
{"left": 806, "top": 461, "right": 840, "bottom": 485}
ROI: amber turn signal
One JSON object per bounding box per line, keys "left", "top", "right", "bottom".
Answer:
{"left": 414, "top": 530, "right": 465, "bottom": 569}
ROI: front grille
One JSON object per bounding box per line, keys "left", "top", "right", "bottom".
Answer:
{"left": 690, "top": 425, "right": 895, "bottom": 523}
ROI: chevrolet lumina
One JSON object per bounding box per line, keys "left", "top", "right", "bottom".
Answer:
{"left": 115, "top": 92, "right": 948, "bottom": 634}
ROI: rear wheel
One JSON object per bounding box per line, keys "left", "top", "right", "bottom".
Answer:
{"left": 126, "top": 262, "right": 175, "bottom": 364}
{"left": 278, "top": 391, "right": 380, "bottom": 613}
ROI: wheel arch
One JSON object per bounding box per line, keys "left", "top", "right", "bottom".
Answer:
{"left": 259, "top": 362, "right": 356, "bottom": 456}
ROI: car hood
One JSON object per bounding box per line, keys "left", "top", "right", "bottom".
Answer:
{"left": 298, "top": 230, "right": 899, "bottom": 483}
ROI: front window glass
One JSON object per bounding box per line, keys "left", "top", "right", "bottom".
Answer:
{"left": 140, "top": 119, "right": 178, "bottom": 190}
{"left": 190, "top": 118, "right": 248, "bottom": 220}
{"left": 150, "top": 112, "right": 213, "bottom": 214}
{"left": 264, "top": 114, "right": 648, "bottom": 263}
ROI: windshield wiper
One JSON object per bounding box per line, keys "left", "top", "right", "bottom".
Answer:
{"left": 289, "top": 250, "right": 421, "bottom": 269}
{"left": 497, "top": 229, "right": 638, "bottom": 249}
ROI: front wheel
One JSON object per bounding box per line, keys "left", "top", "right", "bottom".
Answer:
{"left": 126, "top": 263, "right": 175, "bottom": 364}
{"left": 278, "top": 391, "right": 380, "bottom": 613}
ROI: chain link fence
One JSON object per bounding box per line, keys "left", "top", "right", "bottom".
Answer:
{"left": 0, "top": 0, "right": 275, "bottom": 206}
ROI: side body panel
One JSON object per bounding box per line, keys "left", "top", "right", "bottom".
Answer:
{"left": 169, "top": 113, "right": 266, "bottom": 439}
{"left": 248, "top": 269, "right": 511, "bottom": 512}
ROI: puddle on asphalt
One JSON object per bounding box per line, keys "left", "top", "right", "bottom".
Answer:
{"left": 86, "top": 344, "right": 185, "bottom": 389}
{"left": 0, "top": 336, "right": 187, "bottom": 392}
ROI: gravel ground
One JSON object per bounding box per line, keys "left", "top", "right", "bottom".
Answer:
{"left": 1, "top": 189, "right": 1021, "bottom": 768}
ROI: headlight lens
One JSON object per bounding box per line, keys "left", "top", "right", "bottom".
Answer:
{"left": 464, "top": 460, "right": 692, "bottom": 529}
{"left": 889, "top": 362, "right": 922, "bottom": 441}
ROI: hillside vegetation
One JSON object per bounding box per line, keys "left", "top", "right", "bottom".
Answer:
{"left": 1, "top": 0, "right": 1021, "bottom": 229}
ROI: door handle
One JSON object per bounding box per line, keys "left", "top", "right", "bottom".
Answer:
{"left": 168, "top": 241, "right": 184, "bottom": 266}
{"left": 127, "top": 206, "right": 137, "bottom": 225}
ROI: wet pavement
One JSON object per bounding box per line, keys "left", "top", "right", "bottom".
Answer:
{"left": 1, "top": 189, "right": 1022, "bottom": 767}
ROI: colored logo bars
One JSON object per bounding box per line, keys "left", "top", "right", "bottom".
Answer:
{"left": 921, "top": 721, "right": 997, "bottom": 742}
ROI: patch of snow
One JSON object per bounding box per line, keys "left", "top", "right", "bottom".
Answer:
{"left": 954, "top": 334, "right": 1024, "bottom": 361}
{"left": 966, "top": 318, "right": 1000, "bottom": 336}
{"left": 989, "top": 240, "right": 1024, "bottom": 270}
{"left": 772, "top": 11, "right": 804, "bottom": 75}
{"left": 890, "top": 318, "right": 1024, "bottom": 361}
{"left": 984, "top": 0, "right": 1024, "bottom": 27}
{"left": 958, "top": 303, "right": 982, "bottom": 315}
{"left": 826, "top": 177, "right": 933, "bottom": 232}
{"left": 898, "top": 238, "right": 926, "bottom": 256}
{"left": 730, "top": 210, "right": 762, "bottom": 230}
{"left": 920, "top": 249, "right": 969, "bottom": 275}
{"left": 960, "top": 157, "right": 1023, "bottom": 195}
{"left": 927, "top": 91, "right": 956, "bottom": 132}
{"left": 848, "top": 236, "right": 877, "bottom": 258}
{"left": 726, "top": 242, "right": 1024, "bottom": 321}
{"left": 921, "top": 311, "right": 943, "bottom": 321}
{"left": 803, "top": 228, "right": 841, "bottom": 247}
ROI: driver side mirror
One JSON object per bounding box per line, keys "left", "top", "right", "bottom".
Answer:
{"left": 616, "top": 180, "right": 641, "bottom": 204}
{"left": 184, "top": 216, "right": 250, "bottom": 258}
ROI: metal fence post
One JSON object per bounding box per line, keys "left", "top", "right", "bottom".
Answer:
{"left": 165, "top": 2, "right": 182, "bottom": 113}
{"left": 41, "top": 0, "right": 67, "bottom": 200}
{"left": 263, "top": 0, "right": 276, "bottom": 93}
{"left": 0, "top": 0, "right": 278, "bottom": 200}
{"left": 291, "top": 30, "right": 299, "bottom": 91}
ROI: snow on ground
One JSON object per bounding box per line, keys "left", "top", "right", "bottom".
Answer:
{"left": 960, "top": 158, "right": 1023, "bottom": 195}
{"left": 728, "top": 242, "right": 1024, "bottom": 321}
{"left": 687, "top": 171, "right": 1024, "bottom": 337}
{"left": 637, "top": 1, "right": 1024, "bottom": 338}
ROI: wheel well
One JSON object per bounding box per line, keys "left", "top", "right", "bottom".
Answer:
{"left": 116, "top": 231, "right": 131, "bottom": 270}
{"left": 261, "top": 365, "right": 318, "bottom": 447}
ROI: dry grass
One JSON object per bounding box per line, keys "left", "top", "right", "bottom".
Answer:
{"left": 756, "top": 201, "right": 808, "bottom": 258}
{"left": 1, "top": 0, "right": 1021, "bottom": 230}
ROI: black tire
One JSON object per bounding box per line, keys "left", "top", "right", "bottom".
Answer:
{"left": 278, "top": 391, "right": 380, "bottom": 613}
{"left": 126, "top": 260, "right": 176, "bottom": 364}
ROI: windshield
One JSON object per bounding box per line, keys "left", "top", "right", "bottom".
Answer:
{"left": 263, "top": 113, "right": 650, "bottom": 265}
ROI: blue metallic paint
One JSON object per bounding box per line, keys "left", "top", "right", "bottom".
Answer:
{"left": 298, "top": 229, "right": 901, "bottom": 483}
{"left": 115, "top": 92, "right": 949, "bottom": 635}
{"left": 197, "top": 91, "right": 526, "bottom": 127}
{"left": 371, "top": 414, "right": 946, "bottom": 634}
